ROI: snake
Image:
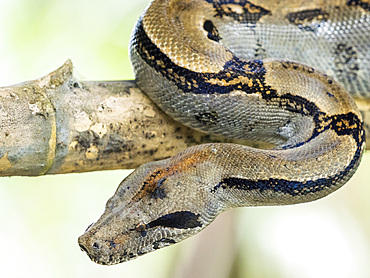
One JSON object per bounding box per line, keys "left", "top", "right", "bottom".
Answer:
{"left": 78, "top": 0, "right": 368, "bottom": 265}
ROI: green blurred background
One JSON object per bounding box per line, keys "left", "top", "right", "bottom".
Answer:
{"left": 0, "top": 0, "right": 369, "bottom": 277}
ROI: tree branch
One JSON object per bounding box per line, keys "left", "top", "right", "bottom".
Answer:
{"left": 0, "top": 60, "right": 368, "bottom": 176}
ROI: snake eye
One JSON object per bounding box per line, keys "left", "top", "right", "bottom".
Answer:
{"left": 203, "top": 20, "right": 221, "bottom": 42}
{"left": 203, "top": 20, "right": 214, "bottom": 32}
{"left": 135, "top": 222, "right": 146, "bottom": 232}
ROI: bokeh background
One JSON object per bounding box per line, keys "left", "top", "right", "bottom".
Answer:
{"left": 0, "top": 0, "right": 369, "bottom": 277}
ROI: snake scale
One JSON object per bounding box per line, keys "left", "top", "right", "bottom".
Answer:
{"left": 78, "top": 0, "right": 368, "bottom": 265}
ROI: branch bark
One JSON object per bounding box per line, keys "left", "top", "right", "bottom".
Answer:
{"left": 0, "top": 60, "right": 368, "bottom": 176}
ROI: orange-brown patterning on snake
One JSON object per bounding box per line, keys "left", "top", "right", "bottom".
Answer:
{"left": 78, "top": 0, "right": 368, "bottom": 265}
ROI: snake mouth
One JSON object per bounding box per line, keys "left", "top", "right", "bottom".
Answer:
{"left": 78, "top": 225, "right": 137, "bottom": 265}
{"left": 78, "top": 237, "right": 112, "bottom": 265}
{"left": 79, "top": 242, "right": 103, "bottom": 265}
{"left": 78, "top": 232, "right": 105, "bottom": 264}
{"left": 79, "top": 243, "right": 89, "bottom": 254}
{"left": 78, "top": 236, "right": 98, "bottom": 263}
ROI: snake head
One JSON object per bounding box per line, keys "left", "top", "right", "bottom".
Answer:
{"left": 78, "top": 150, "right": 223, "bottom": 265}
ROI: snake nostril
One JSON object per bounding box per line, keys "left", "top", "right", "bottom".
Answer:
{"left": 92, "top": 242, "right": 100, "bottom": 250}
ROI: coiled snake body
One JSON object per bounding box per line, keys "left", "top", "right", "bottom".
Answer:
{"left": 78, "top": 0, "right": 368, "bottom": 265}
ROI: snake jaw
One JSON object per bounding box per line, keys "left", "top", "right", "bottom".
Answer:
{"left": 77, "top": 210, "right": 204, "bottom": 265}
{"left": 78, "top": 211, "right": 164, "bottom": 265}
{"left": 78, "top": 157, "right": 220, "bottom": 264}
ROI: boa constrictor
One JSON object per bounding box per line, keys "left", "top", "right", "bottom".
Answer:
{"left": 78, "top": 0, "right": 368, "bottom": 265}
